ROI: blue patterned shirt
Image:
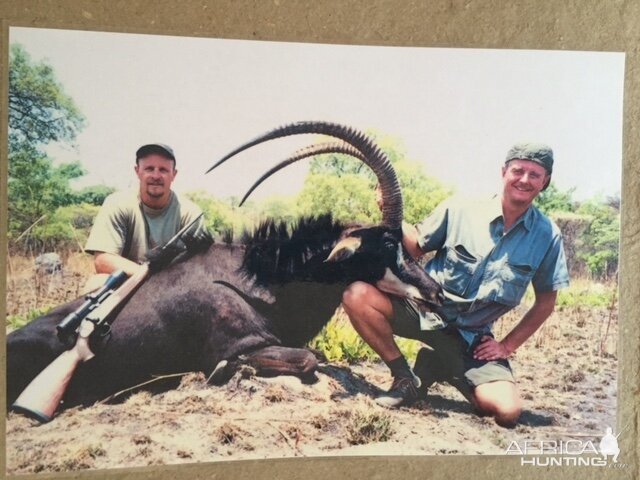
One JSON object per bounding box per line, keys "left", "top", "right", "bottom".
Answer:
{"left": 416, "top": 194, "right": 570, "bottom": 344}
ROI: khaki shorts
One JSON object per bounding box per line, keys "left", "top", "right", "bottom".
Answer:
{"left": 390, "top": 298, "right": 514, "bottom": 388}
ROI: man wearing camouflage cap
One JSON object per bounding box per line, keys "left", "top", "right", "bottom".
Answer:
{"left": 343, "top": 142, "right": 569, "bottom": 427}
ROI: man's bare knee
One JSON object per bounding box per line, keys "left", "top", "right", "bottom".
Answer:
{"left": 474, "top": 399, "right": 521, "bottom": 426}
{"left": 473, "top": 381, "right": 522, "bottom": 427}
{"left": 342, "top": 281, "right": 380, "bottom": 317}
{"left": 494, "top": 405, "right": 522, "bottom": 428}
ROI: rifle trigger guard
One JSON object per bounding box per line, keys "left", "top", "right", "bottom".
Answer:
{"left": 98, "top": 324, "right": 112, "bottom": 338}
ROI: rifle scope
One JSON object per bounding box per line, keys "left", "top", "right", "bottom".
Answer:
{"left": 56, "top": 270, "right": 128, "bottom": 341}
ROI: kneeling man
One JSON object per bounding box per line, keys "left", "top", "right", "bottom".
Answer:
{"left": 343, "top": 143, "right": 569, "bottom": 427}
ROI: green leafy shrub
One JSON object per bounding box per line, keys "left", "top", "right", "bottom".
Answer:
{"left": 309, "top": 312, "right": 421, "bottom": 364}
{"left": 556, "top": 285, "right": 615, "bottom": 309}
{"left": 523, "top": 279, "right": 616, "bottom": 309}
{"left": 310, "top": 316, "right": 379, "bottom": 363}
{"left": 14, "top": 203, "right": 99, "bottom": 253}
{"left": 7, "top": 306, "right": 51, "bottom": 330}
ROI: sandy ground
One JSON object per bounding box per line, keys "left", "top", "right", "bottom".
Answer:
{"left": 5, "top": 263, "right": 619, "bottom": 474}
{"left": 6, "top": 346, "right": 617, "bottom": 474}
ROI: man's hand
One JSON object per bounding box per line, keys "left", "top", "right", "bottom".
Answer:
{"left": 181, "top": 226, "right": 213, "bottom": 252}
{"left": 146, "top": 242, "right": 184, "bottom": 273}
{"left": 473, "top": 335, "right": 512, "bottom": 361}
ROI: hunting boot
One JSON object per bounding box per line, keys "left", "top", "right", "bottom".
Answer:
{"left": 413, "top": 346, "right": 446, "bottom": 399}
{"left": 375, "top": 354, "right": 423, "bottom": 408}
{"left": 375, "top": 372, "right": 422, "bottom": 408}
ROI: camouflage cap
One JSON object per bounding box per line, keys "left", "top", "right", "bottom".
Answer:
{"left": 136, "top": 143, "right": 176, "bottom": 163}
{"left": 505, "top": 142, "right": 554, "bottom": 174}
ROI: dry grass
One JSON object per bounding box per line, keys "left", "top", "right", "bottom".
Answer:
{"left": 345, "top": 407, "right": 394, "bottom": 445}
{"left": 494, "top": 279, "right": 618, "bottom": 362}
{"left": 6, "top": 252, "right": 94, "bottom": 319}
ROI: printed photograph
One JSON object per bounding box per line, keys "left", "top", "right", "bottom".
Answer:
{"left": 5, "top": 27, "right": 625, "bottom": 473}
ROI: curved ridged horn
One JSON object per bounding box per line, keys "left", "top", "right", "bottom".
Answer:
{"left": 238, "top": 142, "right": 366, "bottom": 207}
{"left": 207, "top": 122, "right": 403, "bottom": 229}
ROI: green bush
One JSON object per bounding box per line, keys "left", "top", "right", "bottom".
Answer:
{"left": 309, "top": 314, "right": 421, "bottom": 364}
{"left": 14, "top": 203, "right": 99, "bottom": 253}
{"left": 309, "top": 316, "right": 378, "bottom": 363}
{"left": 523, "top": 280, "right": 616, "bottom": 309}
{"left": 556, "top": 286, "right": 615, "bottom": 309}
{"left": 186, "top": 191, "right": 241, "bottom": 237}
{"left": 7, "top": 307, "right": 51, "bottom": 330}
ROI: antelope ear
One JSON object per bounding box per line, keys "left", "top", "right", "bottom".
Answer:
{"left": 325, "top": 237, "right": 362, "bottom": 263}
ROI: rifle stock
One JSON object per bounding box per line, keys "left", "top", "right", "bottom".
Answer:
{"left": 12, "top": 264, "right": 150, "bottom": 422}
{"left": 12, "top": 321, "right": 96, "bottom": 422}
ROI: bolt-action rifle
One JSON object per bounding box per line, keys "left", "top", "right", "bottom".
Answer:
{"left": 12, "top": 213, "right": 204, "bottom": 423}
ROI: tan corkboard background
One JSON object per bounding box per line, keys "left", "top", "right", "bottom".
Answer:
{"left": 0, "top": 1, "right": 637, "bottom": 479}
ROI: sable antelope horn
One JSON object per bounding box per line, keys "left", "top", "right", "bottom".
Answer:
{"left": 207, "top": 121, "right": 403, "bottom": 229}
{"left": 238, "top": 142, "right": 366, "bottom": 207}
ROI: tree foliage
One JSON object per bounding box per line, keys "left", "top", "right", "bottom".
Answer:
{"left": 186, "top": 191, "right": 237, "bottom": 237}
{"left": 7, "top": 44, "right": 111, "bottom": 253}
{"left": 297, "top": 173, "right": 380, "bottom": 224}
{"left": 534, "top": 183, "right": 576, "bottom": 214}
{"left": 535, "top": 183, "right": 619, "bottom": 280}
{"left": 575, "top": 198, "right": 620, "bottom": 279}
{"left": 9, "top": 44, "right": 85, "bottom": 150}
{"left": 8, "top": 145, "right": 85, "bottom": 236}
{"left": 256, "top": 196, "right": 299, "bottom": 225}
{"left": 298, "top": 131, "right": 451, "bottom": 225}
{"left": 29, "top": 203, "right": 100, "bottom": 253}
{"left": 74, "top": 185, "right": 117, "bottom": 206}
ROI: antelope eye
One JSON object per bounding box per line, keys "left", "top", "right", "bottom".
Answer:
{"left": 383, "top": 240, "right": 397, "bottom": 251}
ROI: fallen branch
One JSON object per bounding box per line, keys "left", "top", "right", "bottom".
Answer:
{"left": 267, "top": 421, "right": 304, "bottom": 456}
{"left": 15, "top": 215, "right": 47, "bottom": 242}
{"left": 97, "top": 372, "right": 192, "bottom": 404}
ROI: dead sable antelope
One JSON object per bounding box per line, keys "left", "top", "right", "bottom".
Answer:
{"left": 7, "top": 121, "right": 444, "bottom": 415}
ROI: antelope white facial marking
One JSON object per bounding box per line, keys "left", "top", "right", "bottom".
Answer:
{"left": 376, "top": 268, "right": 425, "bottom": 301}
{"left": 396, "top": 244, "right": 407, "bottom": 267}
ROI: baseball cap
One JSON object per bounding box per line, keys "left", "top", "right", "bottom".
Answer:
{"left": 505, "top": 142, "right": 553, "bottom": 174}
{"left": 136, "top": 143, "right": 176, "bottom": 163}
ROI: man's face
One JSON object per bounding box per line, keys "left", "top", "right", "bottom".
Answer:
{"left": 135, "top": 154, "right": 177, "bottom": 205}
{"left": 501, "top": 159, "right": 549, "bottom": 207}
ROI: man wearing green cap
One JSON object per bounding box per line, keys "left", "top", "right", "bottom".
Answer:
{"left": 343, "top": 142, "right": 569, "bottom": 427}
{"left": 84, "top": 143, "right": 205, "bottom": 283}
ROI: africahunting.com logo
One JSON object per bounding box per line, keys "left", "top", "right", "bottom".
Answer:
{"left": 505, "top": 427, "right": 628, "bottom": 468}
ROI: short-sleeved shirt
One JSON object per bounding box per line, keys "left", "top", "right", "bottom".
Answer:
{"left": 85, "top": 189, "right": 204, "bottom": 264}
{"left": 415, "top": 194, "right": 570, "bottom": 345}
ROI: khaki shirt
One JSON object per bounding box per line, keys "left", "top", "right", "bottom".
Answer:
{"left": 85, "top": 190, "right": 204, "bottom": 263}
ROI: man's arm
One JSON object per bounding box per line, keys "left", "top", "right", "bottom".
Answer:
{"left": 94, "top": 252, "right": 145, "bottom": 276}
{"left": 85, "top": 192, "right": 140, "bottom": 273}
{"left": 473, "top": 289, "right": 557, "bottom": 361}
{"left": 401, "top": 221, "right": 425, "bottom": 260}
